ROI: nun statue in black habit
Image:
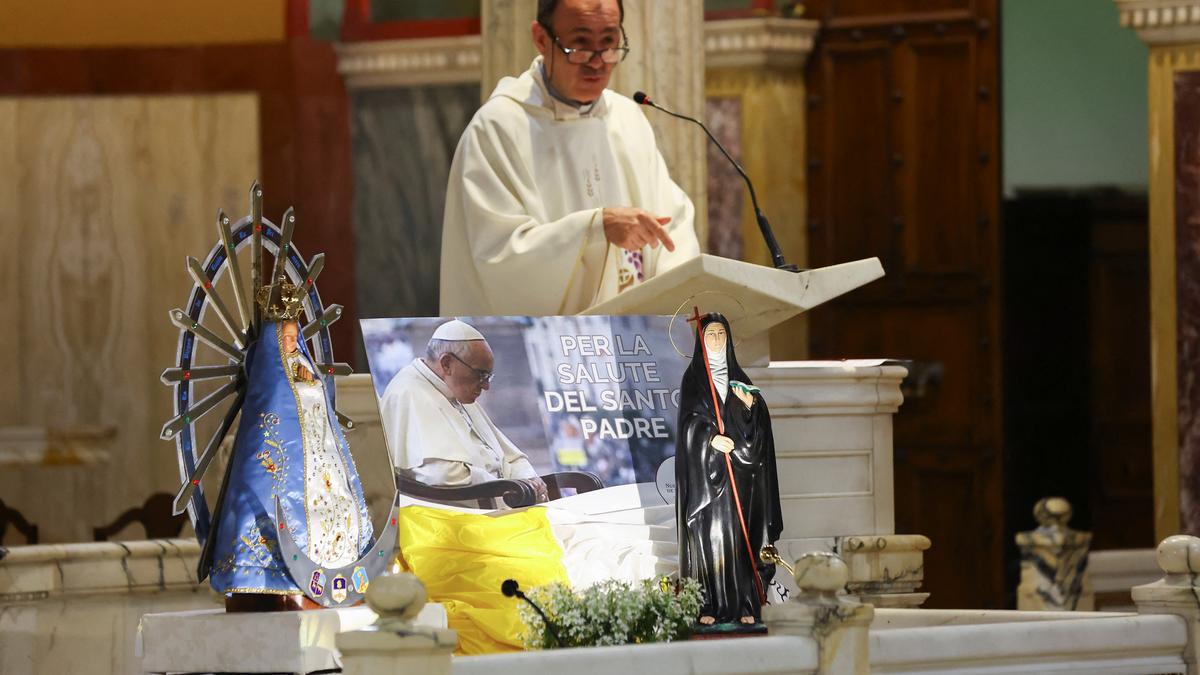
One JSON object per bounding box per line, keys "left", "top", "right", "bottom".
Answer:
{"left": 676, "top": 312, "right": 783, "bottom": 627}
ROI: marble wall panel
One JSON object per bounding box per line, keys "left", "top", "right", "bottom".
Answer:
{"left": 706, "top": 67, "right": 809, "bottom": 360}
{"left": 0, "top": 42, "right": 358, "bottom": 367}
{"left": 0, "top": 94, "right": 260, "bottom": 543}
{"left": 350, "top": 84, "right": 479, "bottom": 323}
{"left": 706, "top": 96, "right": 745, "bottom": 260}
{"left": 1175, "top": 70, "right": 1200, "bottom": 535}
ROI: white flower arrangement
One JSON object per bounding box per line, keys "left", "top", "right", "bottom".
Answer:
{"left": 518, "top": 577, "right": 703, "bottom": 649}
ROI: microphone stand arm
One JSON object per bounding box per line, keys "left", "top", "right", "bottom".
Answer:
{"left": 647, "top": 104, "right": 799, "bottom": 272}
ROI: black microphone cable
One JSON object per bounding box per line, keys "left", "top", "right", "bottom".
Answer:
{"left": 502, "top": 579, "right": 560, "bottom": 647}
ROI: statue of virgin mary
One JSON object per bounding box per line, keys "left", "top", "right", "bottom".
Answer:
{"left": 675, "top": 312, "right": 783, "bottom": 627}
{"left": 205, "top": 280, "right": 373, "bottom": 609}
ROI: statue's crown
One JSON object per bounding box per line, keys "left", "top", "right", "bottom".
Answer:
{"left": 256, "top": 275, "right": 305, "bottom": 321}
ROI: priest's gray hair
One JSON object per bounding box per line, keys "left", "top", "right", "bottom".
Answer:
{"left": 537, "top": 0, "right": 624, "bottom": 30}
{"left": 425, "top": 338, "right": 477, "bottom": 363}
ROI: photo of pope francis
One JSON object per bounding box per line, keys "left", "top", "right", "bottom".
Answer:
{"left": 379, "top": 319, "right": 550, "bottom": 503}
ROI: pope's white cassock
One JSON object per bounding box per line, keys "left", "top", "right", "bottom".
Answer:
{"left": 440, "top": 55, "right": 701, "bottom": 316}
{"left": 380, "top": 358, "right": 538, "bottom": 487}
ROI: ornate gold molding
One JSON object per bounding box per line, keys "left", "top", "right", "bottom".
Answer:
{"left": 1117, "top": 0, "right": 1200, "bottom": 46}
{"left": 335, "top": 35, "right": 483, "bottom": 89}
{"left": 336, "top": 18, "right": 819, "bottom": 90}
{"left": 704, "top": 17, "right": 819, "bottom": 70}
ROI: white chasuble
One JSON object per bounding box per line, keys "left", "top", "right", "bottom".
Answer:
{"left": 440, "top": 56, "right": 700, "bottom": 316}
{"left": 287, "top": 351, "right": 361, "bottom": 568}
{"left": 379, "top": 359, "right": 537, "bottom": 486}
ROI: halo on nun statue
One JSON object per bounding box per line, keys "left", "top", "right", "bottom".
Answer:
{"left": 667, "top": 290, "right": 749, "bottom": 358}
{"left": 159, "top": 182, "right": 398, "bottom": 607}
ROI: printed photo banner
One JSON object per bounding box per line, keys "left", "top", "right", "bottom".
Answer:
{"left": 362, "top": 315, "right": 691, "bottom": 507}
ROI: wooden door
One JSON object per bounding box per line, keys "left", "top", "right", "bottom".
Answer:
{"left": 804, "top": 0, "right": 1004, "bottom": 608}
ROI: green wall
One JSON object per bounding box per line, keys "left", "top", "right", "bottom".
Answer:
{"left": 1002, "top": 0, "right": 1148, "bottom": 195}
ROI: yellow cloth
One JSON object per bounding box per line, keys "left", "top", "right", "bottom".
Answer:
{"left": 398, "top": 505, "right": 568, "bottom": 655}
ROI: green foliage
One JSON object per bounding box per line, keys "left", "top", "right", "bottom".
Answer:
{"left": 518, "top": 577, "right": 702, "bottom": 649}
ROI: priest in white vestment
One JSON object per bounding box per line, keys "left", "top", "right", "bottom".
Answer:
{"left": 379, "top": 320, "right": 549, "bottom": 501}
{"left": 440, "top": 0, "right": 701, "bottom": 316}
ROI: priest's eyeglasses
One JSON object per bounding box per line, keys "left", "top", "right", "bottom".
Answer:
{"left": 448, "top": 352, "right": 496, "bottom": 384}
{"left": 550, "top": 33, "right": 630, "bottom": 65}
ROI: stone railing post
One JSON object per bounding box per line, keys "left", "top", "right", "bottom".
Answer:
{"left": 1133, "top": 534, "right": 1200, "bottom": 674}
{"left": 762, "top": 552, "right": 873, "bottom": 675}
{"left": 1015, "top": 497, "right": 1093, "bottom": 610}
{"left": 335, "top": 573, "right": 458, "bottom": 675}
{"left": 837, "top": 534, "right": 931, "bottom": 608}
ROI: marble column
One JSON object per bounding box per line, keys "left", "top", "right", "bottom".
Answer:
{"left": 335, "top": 38, "right": 483, "bottom": 324}
{"left": 480, "top": 0, "right": 539, "bottom": 96}
{"left": 480, "top": 0, "right": 709, "bottom": 243}
{"left": 1117, "top": 0, "right": 1200, "bottom": 539}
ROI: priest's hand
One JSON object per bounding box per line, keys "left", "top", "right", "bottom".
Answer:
{"left": 710, "top": 435, "right": 735, "bottom": 454}
{"left": 602, "top": 207, "right": 677, "bottom": 252}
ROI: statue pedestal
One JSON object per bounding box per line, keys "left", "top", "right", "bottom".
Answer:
{"left": 137, "top": 604, "right": 447, "bottom": 674}
{"left": 747, "top": 360, "right": 928, "bottom": 605}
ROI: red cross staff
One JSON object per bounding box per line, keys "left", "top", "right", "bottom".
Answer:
{"left": 688, "top": 307, "right": 766, "bottom": 606}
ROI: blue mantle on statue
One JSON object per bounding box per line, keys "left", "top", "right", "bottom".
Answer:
{"left": 209, "top": 321, "right": 373, "bottom": 595}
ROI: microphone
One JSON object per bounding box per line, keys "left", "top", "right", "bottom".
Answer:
{"left": 633, "top": 90, "right": 800, "bottom": 272}
{"left": 501, "top": 579, "right": 560, "bottom": 647}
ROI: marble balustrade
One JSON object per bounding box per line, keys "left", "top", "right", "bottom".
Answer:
{"left": 868, "top": 613, "right": 1186, "bottom": 674}
{"left": 0, "top": 538, "right": 220, "bottom": 675}
{"left": 335, "top": 537, "right": 1200, "bottom": 675}
{"left": 1087, "top": 547, "right": 1159, "bottom": 610}
{"left": 444, "top": 614, "right": 1187, "bottom": 675}
{"left": 453, "top": 636, "right": 821, "bottom": 675}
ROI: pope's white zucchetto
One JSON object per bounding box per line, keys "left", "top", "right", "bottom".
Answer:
{"left": 430, "top": 319, "right": 485, "bottom": 342}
